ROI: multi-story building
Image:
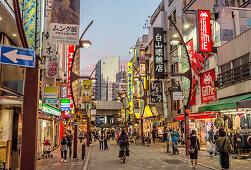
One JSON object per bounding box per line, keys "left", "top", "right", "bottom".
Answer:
{"left": 95, "top": 56, "right": 120, "bottom": 101}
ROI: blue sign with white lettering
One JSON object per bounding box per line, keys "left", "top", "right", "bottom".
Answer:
{"left": 0, "top": 45, "right": 35, "bottom": 68}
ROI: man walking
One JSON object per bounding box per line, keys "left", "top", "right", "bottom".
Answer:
{"left": 67, "top": 130, "right": 73, "bottom": 158}
{"left": 99, "top": 130, "right": 104, "bottom": 150}
{"left": 171, "top": 129, "right": 179, "bottom": 155}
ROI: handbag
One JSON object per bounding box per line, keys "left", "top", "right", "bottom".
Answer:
{"left": 188, "top": 138, "right": 197, "bottom": 154}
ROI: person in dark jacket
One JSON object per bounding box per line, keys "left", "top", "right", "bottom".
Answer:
{"left": 60, "top": 134, "right": 68, "bottom": 163}
{"left": 188, "top": 130, "right": 200, "bottom": 169}
{"left": 67, "top": 130, "right": 73, "bottom": 158}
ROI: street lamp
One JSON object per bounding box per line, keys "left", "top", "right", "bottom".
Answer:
{"left": 81, "top": 40, "right": 92, "bottom": 48}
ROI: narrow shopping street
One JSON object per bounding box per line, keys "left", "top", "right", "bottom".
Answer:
{"left": 88, "top": 140, "right": 209, "bottom": 170}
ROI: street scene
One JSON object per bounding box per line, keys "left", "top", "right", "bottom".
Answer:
{"left": 0, "top": 0, "right": 251, "bottom": 170}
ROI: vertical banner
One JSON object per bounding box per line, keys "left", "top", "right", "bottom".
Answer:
{"left": 46, "top": 57, "right": 59, "bottom": 78}
{"left": 172, "top": 79, "right": 183, "bottom": 101}
{"left": 68, "top": 45, "right": 75, "bottom": 108}
{"left": 127, "top": 62, "right": 133, "bottom": 115}
{"left": 200, "top": 69, "right": 216, "bottom": 103}
{"left": 60, "top": 82, "right": 68, "bottom": 98}
{"left": 82, "top": 80, "right": 92, "bottom": 102}
{"left": 153, "top": 27, "right": 165, "bottom": 79}
{"left": 150, "top": 81, "right": 163, "bottom": 103}
{"left": 91, "top": 109, "right": 96, "bottom": 121}
{"left": 186, "top": 39, "right": 194, "bottom": 59}
{"left": 121, "top": 109, "right": 125, "bottom": 119}
{"left": 197, "top": 10, "right": 212, "bottom": 53}
{"left": 140, "top": 49, "right": 145, "bottom": 64}
{"left": 42, "top": 32, "right": 56, "bottom": 57}
{"left": 50, "top": 0, "right": 80, "bottom": 45}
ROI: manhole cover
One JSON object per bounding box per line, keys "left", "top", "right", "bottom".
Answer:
{"left": 165, "top": 159, "right": 185, "bottom": 164}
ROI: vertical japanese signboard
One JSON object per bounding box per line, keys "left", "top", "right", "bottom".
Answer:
{"left": 46, "top": 57, "right": 59, "bottom": 78}
{"left": 50, "top": 0, "right": 80, "bottom": 45}
{"left": 150, "top": 81, "right": 163, "bottom": 103}
{"left": 60, "top": 82, "right": 68, "bottom": 98}
{"left": 153, "top": 27, "right": 165, "bottom": 79}
{"left": 82, "top": 80, "right": 92, "bottom": 102}
{"left": 200, "top": 69, "right": 216, "bottom": 103}
{"left": 68, "top": 45, "right": 75, "bottom": 108}
{"left": 42, "top": 32, "right": 56, "bottom": 57}
{"left": 172, "top": 79, "right": 183, "bottom": 101}
{"left": 197, "top": 10, "right": 212, "bottom": 53}
{"left": 140, "top": 49, "right": 145, "bottom": 64}
{"left": 127, "top": 63, "right": 133, "bottom": 115}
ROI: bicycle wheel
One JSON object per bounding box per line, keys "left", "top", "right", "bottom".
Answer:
{"left": 123, "top": 156, "right": 126, "bottom": 163}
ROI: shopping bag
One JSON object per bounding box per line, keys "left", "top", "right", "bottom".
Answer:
{"left": 218, "top": 155, "right": 221, "bottom": 165}
{"left": 206, "top": 142, "right": 215, "bottom": 153}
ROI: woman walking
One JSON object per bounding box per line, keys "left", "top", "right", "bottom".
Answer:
{"left": 188, "top": 130, "right": 200, "bottom": 169}
{"left": 218, "top": 130, "right": 233, "bottom": 169}
{"left": 60, "top": 134, "right": 68, "bottom": 163}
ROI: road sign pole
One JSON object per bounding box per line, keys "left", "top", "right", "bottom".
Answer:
{"left": 86, "top": 117, "right": 90, "bottom": 147}
{"left": 73, "top": 124, "right": 78, "bottom": 158}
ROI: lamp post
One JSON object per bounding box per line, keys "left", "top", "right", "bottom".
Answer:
{"left": 70, "top": 21, "right": 94, "bottom": 158}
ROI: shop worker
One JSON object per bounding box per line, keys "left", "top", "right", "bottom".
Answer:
{"left": 171, "top": 129, "right": 179, "bottom": 155}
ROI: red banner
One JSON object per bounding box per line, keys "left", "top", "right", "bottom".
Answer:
{"left": 200, "top": 69, "right": 216, "bottom": 103}
{"left": 68, "top": 45, "right": 75, "bottom": 109}
{"left": 197, "top": 10, "right": 212, "bottom": 52}
{"left": 186, "top": 39, "right": 193, "bottom": 59}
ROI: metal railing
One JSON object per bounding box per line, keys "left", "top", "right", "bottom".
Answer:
{"left": 217, "top": 62, "right": 251, "bottom": 88}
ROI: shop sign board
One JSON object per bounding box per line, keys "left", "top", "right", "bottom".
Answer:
{"left": 172, "top": 79, "right": 183, "bottom": 101}
{"left": 50, "top": 0, "right": 80, "bottom": 45}
{"left": 60, "top": 99, "right": 70, "bottom": 111}
{"left": 91, "top": 109, "right": 96, "bottom": 121}
{"left": 150, "top": 81, "right": 163, "bottom": 103}
{"left": 82, "top": 80, "right": 92, "bottom": 102}
{"left": 200, "top": 69, "right": 216, "bottom": 103}
{"left": 140, "top": 64, "right": 145, "bottom": 75}
{"left": 68, "top": 45, "right": 74, "bottom": 109}
{"left": 43, "top": 86, "right": 58, "bottom": 104}
{"left": 60, "top": 82, "right": 68, "bottom": 98}
{"left": 0, "top": 45, "right": 35, "bottom": 68}
{"left": 140, "top": 49, "right": 145, "bottom": 64}
{"left": 46, "top": 57, "right": 59, "bottom": 78}
{"left": 42, "top": 104, "right": 61, "bottom": 116}
{"left": 74, "top": 111, "right": 82, "bottom": 122}
{"left": 121, "top": 109, "right": 125, "bottom": 119}
{"left": 153, "top": 27, "right": 165, "bottom": 79}
{"left": 42, "top": 32, "right": 56, "bottom": 57}
{"left": 197, "top": 10, "right": 212, "bottom": 53}
{"left": 151, "top": 106, "right": 159, "bottom": 116}
{"left": 127, "top": 62, "right": 133, "bottom": 115}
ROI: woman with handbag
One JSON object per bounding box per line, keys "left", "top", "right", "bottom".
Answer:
{"left": 188, "top": 130, "right": 200, "bottom": 169}
{"left": 218, "top": 130, "right": 233, "bottom": 170}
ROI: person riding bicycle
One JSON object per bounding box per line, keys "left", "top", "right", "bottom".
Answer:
{"left": 117, "top": 130, "right": 129, "bottom": 157}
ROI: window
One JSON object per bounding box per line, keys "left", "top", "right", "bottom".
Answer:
{"left": 169, "top": 10, "right": 176, "bottom": 28}
{"left": 171, "top": 62, "right": 178, "bottom": 74}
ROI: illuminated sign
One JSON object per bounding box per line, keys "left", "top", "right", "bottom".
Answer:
{"left": 60, "top": 99, "right": 70, "bottom": 111}
{"left": 153, "top": 27, "right": 165, "bottom": 79}
{"left": 200, "top": 69, "right": 216, "bottom": 103}
{"left": 197, "top": 10, "right": 212, "bottom": 53}
{"left": 42, "top": 104, "right": 61, "bottom": 117}
{"left": 60, "top": 82, "right": 68, "bottom": 98}
{"left": 68, "top": 45, "right": 75, "bottom": 109}
{"left": 127, "top": 62, "right": 133, "bottom": 115}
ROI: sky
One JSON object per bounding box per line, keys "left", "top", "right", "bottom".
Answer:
{"left": 79, "top": 0, "right": 162, "bottom": 76}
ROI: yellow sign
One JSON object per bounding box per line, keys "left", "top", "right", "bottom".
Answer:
{"left": 66, "top": 119, "right": 71, "bottom": 128}
{"left": 150, "top": 106, "right": 159, "bottom": 116}
{"left": 127, "top": 62, "right": 133, "bottom": 115}
{"left": 82, "top": 80, "right": 92, "bottom": 102}
{"left": 143, "top": 105, "right": 153, "bottom": 118}
{"left": 121, "top": 109, "right": 125, "bottom": 119}
{"left": 74, "top": 112, "right": 83, "bottom": 122}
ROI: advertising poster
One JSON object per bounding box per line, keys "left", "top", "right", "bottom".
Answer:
{"left": 200, "top": 69, "right": 216, "bottom": 103}
{"left": 82, "top": 80, "right": 92, "bottom": 102}
{"left": 50, "top": 0, "right": 80, "bottom": 45}
{"left": 91, "top": 109, "right": 96, "bottom": 121}
{"left": 68, "top": 45, "right": 74, "bottom": 108}
{"left": 42, "top": 86, "right": 58, "bottom": 104}
{"left": 172, "top": 79, "right": 183, "bottom": 101}
{"left": 46, "top": 57, "right": 59, "bottom": 78}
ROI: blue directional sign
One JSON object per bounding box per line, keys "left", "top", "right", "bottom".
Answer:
{"left": 0, "top": 45, "right": 35, "bottom": 68}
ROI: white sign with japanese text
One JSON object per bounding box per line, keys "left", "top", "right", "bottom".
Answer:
{"left": 46, "top": 57, "right": 59, "bottom": 78}
{"left": 50, "top": 23, "right": 79, "bottom": 45}
{"left": 42, "top": 32, "right": 56, "bottom": 57}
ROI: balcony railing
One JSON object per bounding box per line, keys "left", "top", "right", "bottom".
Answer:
{"left": 217, "top": 62, "right": 251, "bottom": 88}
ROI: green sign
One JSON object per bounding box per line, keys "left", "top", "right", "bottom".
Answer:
{"left": 42, "top": 104, "right": 61, "bottom": 117}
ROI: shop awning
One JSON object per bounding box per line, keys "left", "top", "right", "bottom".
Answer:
{"left": 175, "top": 112, "right": 218, "bottom": 121}
{"left": 38, "top": 113, "right": 52, "bottom": 121}
{"left": 198, "top": 93, "right": 251, "bottom": 112}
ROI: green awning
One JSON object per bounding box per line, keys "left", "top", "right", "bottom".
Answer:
{"left": 198, "top": 93, "right": 251, "bottom": 112}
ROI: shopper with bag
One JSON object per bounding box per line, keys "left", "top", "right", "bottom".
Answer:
{"left": 218, "top": 130, "right": 233, "bottom": 169}
{"left": 188, "top": 130, "right": 200, "bottom": 169}
{"left": 207, "top": 126, "right": 215, "bottom": 156}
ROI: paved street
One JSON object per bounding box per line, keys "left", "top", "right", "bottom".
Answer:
{"left": 37, "top": 141, "right": 89, "bottom": 170}
{"left": 87, "top": 140, "right": 209, "bottom": 170}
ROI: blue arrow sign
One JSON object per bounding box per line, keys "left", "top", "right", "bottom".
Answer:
{"left": 0, "top": 45, "right": 35, "bottom": 68}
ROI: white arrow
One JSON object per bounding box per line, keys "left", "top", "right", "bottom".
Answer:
{"left": 3, "top": 50, "right": 33, "bottom": 63}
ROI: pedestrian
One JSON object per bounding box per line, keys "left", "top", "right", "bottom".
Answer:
{"left": 166, "top": 129, "right": 172, "bottom": 153}
{"left": 104, "top": 133, "right": 108, "bottom": 150}
{"left": 214, "top": 129, "right": 219, "bottom": 157}
{"left": 171, "top": 129, "right": 179, "bottom": 154}
{"left": 99, "top": 131, "right": 104, "bottom": 150}
{"left": 218, "top": 130, "right": 233, "bottom": 170}
{"left": 163, "top": 128, "right": 167, "bottom": 147}
{"left": 79, "top": 131, "right": 84, "bottom": 143}
{"left": 67, "top": 130, "right": 73, "bottom": 158}
{"left": 152, "top": 128, "right": 156, "bottom": 143}
{"left": 60, "top": 134, "right": 68, "bottom": 163}
{"left": 207, "top": 126, "right": 215, "bottom": 156}
{"left": 188, "top": 130, "right": 200, "bottom": 169}
{"left": 89, "top": 130, "right": 92, "bottom": 144}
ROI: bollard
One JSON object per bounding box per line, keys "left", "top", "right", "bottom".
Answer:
{"left": 82, "top": 143, "right": 85, "bottom": 160}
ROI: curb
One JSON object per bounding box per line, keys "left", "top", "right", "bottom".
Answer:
{"left": 149, "top": 147, "right": 216, "bottom": 170}
{"left": 83, "top": 144, "right": 92, "bottom": 170}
